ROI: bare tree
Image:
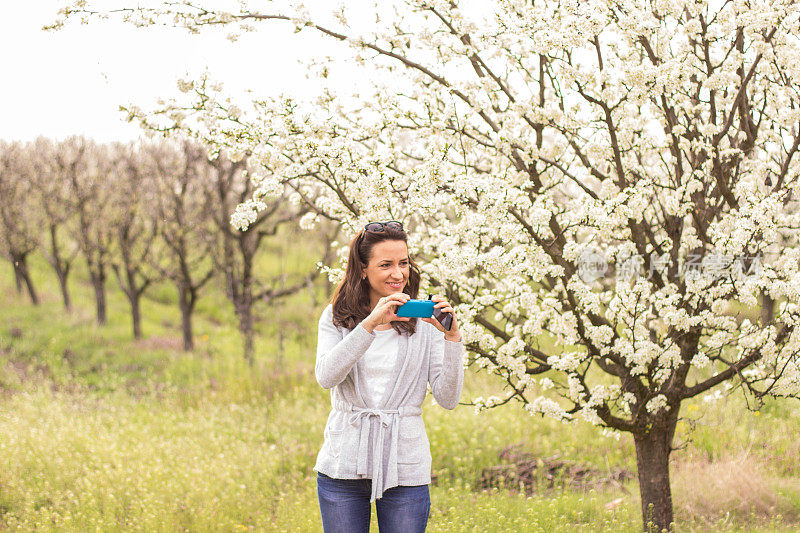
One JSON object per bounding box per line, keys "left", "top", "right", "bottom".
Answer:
{"left": 32, "top": 137, "right": 81, "bottom": 311}
{"left": 109, "top": 143, "right": 161, "bottom": 339}
{"left": 149, "top": 140, "right": 216, "bottom": 350}
{"left": 65, "top": 137, "right": 115, "bottom": 325}
{"left": 204, "top": 151, "right": 330, "bottom": 365}
{"left": 0, "top": 141, "right": 42, "bottom": 305}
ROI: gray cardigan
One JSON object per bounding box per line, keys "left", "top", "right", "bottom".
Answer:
{"left": 313, "top": 304, "right": 465, "bottom": 502}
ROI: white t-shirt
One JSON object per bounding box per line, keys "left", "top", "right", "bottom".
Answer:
{"left": 362, "top": 328, "right": 400, "bottom": 407}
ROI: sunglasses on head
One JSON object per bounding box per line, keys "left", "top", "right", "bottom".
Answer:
{"left": 363, "top": 220, "right": 403, "bottom": 233}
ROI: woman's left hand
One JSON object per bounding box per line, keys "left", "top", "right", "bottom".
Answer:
{"left": 422, "top": 295, "right": 461, "bottom": 342}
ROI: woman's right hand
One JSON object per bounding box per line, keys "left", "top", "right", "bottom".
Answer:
{"left": 363, "top": 293, "right": 411, "bottom": 332}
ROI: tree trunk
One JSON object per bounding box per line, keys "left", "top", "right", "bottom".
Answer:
{"left": 13, "top": 255, "right": 39, "bottom": 305}
{"left": 761, "top": 291, "right": 775, "bottom": 325}
{"left": 307, "top": 276, "right": 318, "bottom": 308}
{"left": 128, "top": 291, "right": 142, "bottom": 339}
{"left": 237, "top": 297, "right": 255, "bottom": 366}
{"left": 56, "top": 266, "right": 72, "bottom": 311}
{"left": 49, "top": 225, "right": 72, "bottom": 311}
{"left": 12, "top": 260, "right": 23, "bottom": 293}
{"left": 112, "top": 255, "right": 152, "bottom": 340}
{"left": 178, "top": 285, "right": 195, "bottom": 351}
{"left": 89, "top": 265, "right": 107, "bottom": 325}
{"left": 634, "top": 427, "right": 675, "bottom": 532}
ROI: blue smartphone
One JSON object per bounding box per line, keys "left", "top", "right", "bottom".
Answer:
{"left": 396, "top": 297, "right": 454, "bottom": 331}
{"left": 396, "top": 299, "right": 435, "bottom": 318}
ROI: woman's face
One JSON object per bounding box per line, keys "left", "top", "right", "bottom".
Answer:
{"left": 362, "top": 239, "right": 410, "bottom": 305}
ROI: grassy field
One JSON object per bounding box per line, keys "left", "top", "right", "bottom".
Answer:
{"left": 1, "top": 229, "right": 800, "bottom": 532}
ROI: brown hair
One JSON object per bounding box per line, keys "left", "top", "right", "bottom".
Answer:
{"left": 330, "top": 225, "right": 421, "bottom": 335}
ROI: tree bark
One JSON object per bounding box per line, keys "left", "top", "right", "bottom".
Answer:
{"left": 236, "top": 291, "right": 255, "bottom": 366}
{"left": 48, "top": 224, "right": 72, "bottom": 311}
{"left": 113, "top": 245, "right": 156, "bottom": 341}
{"left": 89, "top": 265, "right": 107, "bottom": 325}
{"left": 761, "top": 291, "right": 775, "bottom": 325}
{"left": 634, "top": 427, "right": 675, "bottom": 532}
{"left": 128, "top": 291, "right": 143, "bottom": 339}
{"left": 56, "top": 267, "right": 72, "bottom": 311}
{"left": 13, "top": 255, "right": 39, "bottom": 305}
{"left": 178, "top": 285, "right": 195, "bottom": 351}
{"left": 12, "top": 261, "right": 23, "bottom": 293}
{"left": 116, "top": 264, "right": 148, "bottom": 340}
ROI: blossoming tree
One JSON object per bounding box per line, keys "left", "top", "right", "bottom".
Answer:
{"left": 54, "top": 1, "right": 800, "bottom": 529}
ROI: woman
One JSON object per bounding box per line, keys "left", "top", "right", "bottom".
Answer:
{"left": 313, "top": 220, "right": 464, "bottom": 533}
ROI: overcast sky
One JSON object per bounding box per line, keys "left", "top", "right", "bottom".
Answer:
{"left": 1, "top": 2, "right": 341, "bottom": 143}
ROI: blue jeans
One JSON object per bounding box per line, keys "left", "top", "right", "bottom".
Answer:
{"left": 316, "top": 472, "right": 430, "bottom": 532}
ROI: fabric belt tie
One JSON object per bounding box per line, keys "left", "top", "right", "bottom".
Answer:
{"left": 347, "top": 407, "right": 399, "bottom": 503}
{"left": 333, "top": 401, "right": 423, "bottom": 502}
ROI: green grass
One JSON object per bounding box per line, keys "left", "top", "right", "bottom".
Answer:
{"left": 1, "top": 230, "right": 800, "bottom": 532}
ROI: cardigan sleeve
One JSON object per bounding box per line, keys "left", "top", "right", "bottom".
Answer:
{"left": 427, "top": 325, "right": 465, "bottom": 410}
{"left": 315, "top": 304, "right": 376, "bottom": 390}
